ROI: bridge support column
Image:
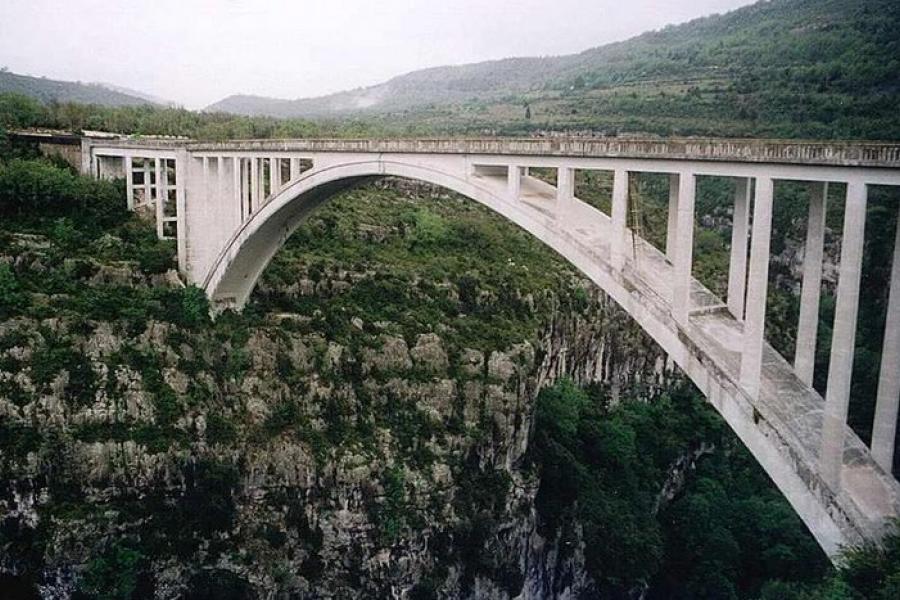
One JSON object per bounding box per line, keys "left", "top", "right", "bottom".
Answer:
{"left": 872, "top": 209, "right": 900, "bottom": 473}
{"left": 824, "top": 182, "right": 867, "bottom": 423}
{"left": 611, "top": 169, "right": 629, "bottom": 272}
{"left": 175, "top": 150, "right": 188, "bottom": 271}
{"left": 665, "top": 173, "right": 679, "bottom": 261}
{"left": 727, "top": 178, "right": 752, "bottom": 320}
{"left": 143, "top": 159, "right": 152, "bottom": 212}
{"left": 557, "top": 167, "right": 575, "bottom": 213}
{"left": 232, "top": 157, "right": 242, "bottom": 224}
{"left": 124, "top": 156, "right": 134, "bottom": 211}
{"left": 507, "top": 165, "right": 521, "bottom": 200}
{"left": 672, "top": 172, "right": 696, "bottom": 325}
{"left": 740, "top": 177, "right": 774, "bottom": 398}
{"left": 290, "top": 157, "right": 300, "bottom": 181}
{"left": 269, "top": 156, "right": 279, "bottom": 197}
{"left": 795, "top": 182, "right": 828, "bottom": 386}
{"left": 250, "top": 158, "right": 260, "bottom": 213}
{"left": 154, "top": 158, "right": 164, "bottom": 239}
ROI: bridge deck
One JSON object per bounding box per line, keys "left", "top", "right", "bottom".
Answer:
{"left": 92, "top": 136, "right": 900, "bottom": 168}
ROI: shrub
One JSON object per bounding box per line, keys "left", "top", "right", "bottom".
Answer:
{"left": 0, "top": 262, "right": 23, "bottom": 318}
{"left": 0, "top": 159, "right": 126, "bottom": 228}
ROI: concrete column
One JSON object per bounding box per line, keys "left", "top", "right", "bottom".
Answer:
{"left": 610, "top": 169, "right": 629, "bottom": 271}
{"left": 143, "top": 159, "right": 152, "bottom": 210}
{"left": 794, "top": 182, "right": 828, "bottom": 385}
{"left": 507, "top": 165, "right": 521, "bottom": 200}
{"left": 154, "top": 158, "right": 164, "bottom": 239}
{"left": 269, "top": 156, "right": 279, "bottom": 197}
{"left": 232, "top": 157, "right": 242, "bottom": 224}
{"left": 672, "top": 173, "right": 696, "bottom": 324}
{"left": 556, "top": 167, "right": 574, "bottom": 209}
{"left": 239, "top": 159, "right": 248, "bottom": 220}
{"left": 175, "top": 150, "right": 188, "bottom": 272}
{"left": 290, "top": 157, "right": 300, "bottom": 181}
{"left": 727, "top": 178, "right": 752, "bottom": 320}
{"left": 124, "top": 156, "right": 134, "bottom": 211}
{"left": 215, "top": 157, "right": 224, "bottom": 210}
{"left": 871, "top": 209, "right": 900, "bottom": 473}
{"left": 824, "top": 181, "right": 867, "bottom": 427}
{"left": 740, "top": 177, "right": 774, "bottom": 398}
{"left": 250, "top": 158, "right": 260, "bottom": 213}
{"left": 665, "top": 173, "right": 679, "bottom": 261}
{"left": 80, "top": 139, "right": 93, "bottom": 176}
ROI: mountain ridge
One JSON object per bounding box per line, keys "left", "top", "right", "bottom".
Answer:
{"left": 203, "top": 0, "right": 900, "bottom": 141}
{"left": 0, "top": 69, "right": 163, "bottom": 107}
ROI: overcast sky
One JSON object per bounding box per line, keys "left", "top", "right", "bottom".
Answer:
{"left": 0, "top": 0, "right": 755, "bottom": 109}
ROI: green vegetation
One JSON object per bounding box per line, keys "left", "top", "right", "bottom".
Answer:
{"left": 0, "top": 70, "right": 156, "bottom": 108}
{"left": 207, "top": 0, "right": 900, "bottom": 140}
{"left": 3, "top": 2, "right": 900, "bottom": 141}
{"left": 531, "top": 379, "right": 900, "bottom": 600}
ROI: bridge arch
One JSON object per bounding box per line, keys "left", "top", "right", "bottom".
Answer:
{"left": 202, "top": 157, "right": 887, "bottom": 559}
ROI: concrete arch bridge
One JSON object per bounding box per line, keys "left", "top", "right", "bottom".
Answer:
{"left": 82, "top": 136, "right": 900, "bottom": 560}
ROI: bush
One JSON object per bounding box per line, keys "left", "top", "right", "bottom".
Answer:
{"left": 0, "top": 262, "right": 23, "bottom": 318}
{"left": 76, "top": 541, "right": 148, "bottom": 600}
{"left": 0, "top": 159, "right": 126, "bottom": 228}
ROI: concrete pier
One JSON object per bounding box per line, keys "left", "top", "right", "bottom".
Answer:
{"left": 727, "top": 178, "right": 751, "bottom": 320}
{"left": 740, "top": 176, "right": 773, "bottom": 400}
{"left": 672, "top": 173, "right": 695, "bottom": 324}
{"left": 611, "top": 168, "right": 629, "bottom": 271}
{"left": 795, "top": 183, "right": 828, "bottom": 386}
{"left": 824, "top": 182, "right": 867, "bottom": 434}
{"left": 872, "top": 210, "right": 900, "bottom": 473}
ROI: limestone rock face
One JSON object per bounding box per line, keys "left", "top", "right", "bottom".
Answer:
{"left": 411, "top": 333, "right": 449, "bottom": 374}
{"left": 0, "top": 203, "right": 672, "bottom": 600}
{"left": 362, "top": 335, "right": 412, "bottom": 375}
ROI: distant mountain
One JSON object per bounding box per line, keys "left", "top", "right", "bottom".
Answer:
{"left": 93, "top": 82, "right": 176, "bottom": 107}
{"left": 204, "top": 0, "right": 900, "bottom": 139}
{"left": 0, "top": 70, "right": 161, "bottom": 107}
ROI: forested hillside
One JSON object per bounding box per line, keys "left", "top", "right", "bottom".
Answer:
{"left": 0, "top": 70, "right": 159, "bottom": 109}
{"left": 206, "top": 0, "right": 900, "bottom": 139}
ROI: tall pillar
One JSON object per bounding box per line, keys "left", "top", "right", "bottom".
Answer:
{"left": 269, "top": 156, "right": 279, "bottom": 197}
{"left": 610, "top": 169, "right": 629, "bottom": 271}
{"left": 507, "top": 165, "right": 521, "bottom": 200}
{"left": 871, "top": 209, "right": 900, "bottom": 473}
{"left": 665, "top": 173, "right": 679, "bottom": 261}
{"left": 824, "top": 181, "right": 867, "bottom": 427}
{"left": 740, "top": 177, "right": 774, "bottom": 398}
{"left": 232, "top": 157, "right": 242, "bottom": 224}
{"left": 124, "top": 156, "right": 134, "bottom": 211}
{"left": 727, "top": 178, "right": 752, "bottom": 320}
{"left": 794, "top": 182, "right": 828, "bottom": 386}
{"left": 215, "top": 157, "right": 224, "bottom": 210}
{"left": 556, "top": 167, "right": 574, "bottom": 210}
{"left": 672, "top": 172, "right": 696, "bottom": 324}
{"left": 154, "top": 158, "right": 164, "bottom": 239}
{"left": 290, "top": 157, "right": 300, "bottom": 181}
{"left": 143, "top": 159, "right": 152, "bottom": 209}
{"left": 175, "top": 150, "right": 188, "bottom": 272}
{"left": 241, "top": 159, "right": 250, "bottom": 219}
{"left": 250, "top": 158, "right": 260, "bottom": 213}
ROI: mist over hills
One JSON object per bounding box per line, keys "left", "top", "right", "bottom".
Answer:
{"left": 205, "top": 0, "right": 900, "bottom": 139}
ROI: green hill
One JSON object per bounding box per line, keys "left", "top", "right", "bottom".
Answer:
{"left": 206, "top": 0, "right": 900, "bottom": 139}
{"left": 0, "top": 69, "right": 161, "bottom": 108}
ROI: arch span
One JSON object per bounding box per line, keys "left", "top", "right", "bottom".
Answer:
{"left": 202, "top": 158, "right": 898, "bottom": 559}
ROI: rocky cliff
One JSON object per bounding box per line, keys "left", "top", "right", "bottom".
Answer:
{"left": 0, "top": 179, "right": 680, "bottom": 599}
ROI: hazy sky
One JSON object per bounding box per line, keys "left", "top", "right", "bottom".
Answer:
{"left": 0, "top": 0, "right": 755, "bottom": 109}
